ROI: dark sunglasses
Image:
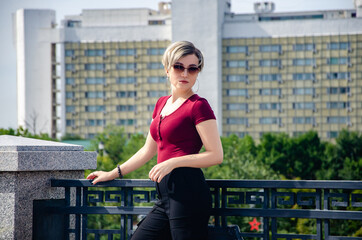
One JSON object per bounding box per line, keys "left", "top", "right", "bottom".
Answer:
{"left": 173, "top": 64, "right": 200, "bottom": 75}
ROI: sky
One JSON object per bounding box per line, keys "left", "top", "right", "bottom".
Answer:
{"left": 0, "top": 0, "right": 355, "bottom": 129}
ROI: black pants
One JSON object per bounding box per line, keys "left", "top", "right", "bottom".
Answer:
{"left": 131, "top": 167, "right": 212, "bottom": 240}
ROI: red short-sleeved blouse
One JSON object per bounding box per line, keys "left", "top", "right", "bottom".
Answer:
{"left": 150, "top": 94, "right": 216, "bottom": 164}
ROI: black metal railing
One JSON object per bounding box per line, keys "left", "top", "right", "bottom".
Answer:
{"left": 47, "top": 179, "right": 362, "bottom": 240}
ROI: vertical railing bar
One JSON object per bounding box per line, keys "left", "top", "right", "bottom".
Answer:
{"left": 221, "top": 187, "right": 227, "bottom": 227}
{"left": 263, "top": 188, "right": 270, "bottom": 240}
{"left": 271, "top": 188, "right": 277, "bottom": 240}
{"left": 127, "top": 187, "right": 133, "bottom": 240}
{"left": 214, "top": 187, "right": 220, "bottom": 227}
{"left": 82, "top": 186, "right": 88, "bottom": 240}
{"left": 75, "top": 186, "right": 81, "bottom": 240}
{"left": 316, "top": 189, "right": 322, "bottom": 240}
{"left": 120, "top": 187, "right": 126, "bottom": 240}
{"left": 324, "top": 189, "right": 330, "bottom": 240}
{"left": 65, "top": 186, "right": 71, "bottom": 240}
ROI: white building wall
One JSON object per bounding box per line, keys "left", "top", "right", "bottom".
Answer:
{"left": 15, "top": 9, "right": 55, "bottom": 134}
{"left": 223, "top": 18, "right": 362, "bottom": 38}
{"left": 172, "top": 0, "right": 230, "bottom": 133}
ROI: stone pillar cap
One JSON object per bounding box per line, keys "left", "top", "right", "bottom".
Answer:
{"left": 0, "top": 135, "right": 97, "bottom": 171}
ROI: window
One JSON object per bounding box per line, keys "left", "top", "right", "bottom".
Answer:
{"left": 85, "top": 119, "right": 106, "bottom": 126}
{"left": 227, "top": 118, "right": 248, "bottom": 125}
{"left": 116, "top": 105, "right": 136, "bottom": 112}
{"left": 85, "top": 49, "right": 105, "bottom": 56}
{"left": 327, "top": 72, "right": 349, "bottom": 79}
{"left": 148, "top": 62, "right": 164, "bottom": 69}
{"left": 293, "top": 117, "right": 315, "bottom": 124}
{"left": 327, "top": 116, "right": 349, "bottom": 124}
{"left": 259, "top": 59, "right": 281, "bottom": 67}
{"left": 259, "top": 117, "right": 281, "bottom": 124}
{"left": 65, "top": 64, "right": 75, "bottom": 71}
{"left": 65, "top": 50, "right": 75, "bottom": 57}
{"left": 327, "top": 131, "right": 339, "bottom": 138}
{"left": 327, "top": 57, "right": 349, "bottom": 65}
{"left": 148, "top": 91, "right": 168, "bottom": 97}
{"left": 147, "top": 48, "right": 165, "bottom": 55}
{"left": 226, "top": 60, "right": 248, "bottom": 68}
{"left": 148, "top": 77, "right": 166, "bottom": 83}
{"left": 85, "top": 63, "right": 106, "bottom": 70}
{"left": 292, "top": 88, "right": 314, "bottom": 95}
{"left": 117, "top": 77, "right": 137, "bottom": 84}
{"left": 326, "top": 87, "right": 350, "bottom": 94}
{"left": 259, "top": 103, "right": 281, "bottom": 110}
{"left": 148, "top": 104, "right": 155, "bottom": 112}
{"left": 226, "top": 89, "right": 248, "bottom": 96}
{"left": 116, "top": 63, "right": 137, "bottom": 70}
{"left": 259, "top": 45, "right": 281, "bottom": 52}
{"left": 116, "top": 91, "right": 137, "bottom": 98}
{"left": 292, "top": 58, "right": 315, "bottom": 66}
{"left": 226, "top": 46, "right": 248, "bottom": 53}
{"left": 293, "top": 43, "right": 315, "bottom": 51}
{"left": 116, "top": 49, "right": 136, "bottom": 56}
{"left": 259, "top": 74, "right": 282, "bottom": 82}
{"left": 292, "top": 102, "right": 315, "bottom": 109}
{"left": 328, "top": 42, "right": 350, "bottom": 50}
{"left": 66, "top": 92, "right": 75, "bottom": 99}
{"left": 66, "top": 119, "right": 75, "bottom": 126}
{"left": 85, "top": 78, "right": 105, "bottom": 85}
{"left": 226, "top": 103, "right": 248, "bottom": 111}
{"left": 326, "top": 102, "right": 349, "bottom": 109}
{"left": 226, "top": 75, "right": 248, "bottom": 83}
{"left": 259, "top": 88, "right": 281, "bottom": 96}
{"left": 66, "top": 78, "right": 75, "bottom": 85}
{"left": 85, "top": 105, "right": 106, "bottom": 112}
{"left": 293, "top": 73, "right": 315, "bottom": 81}
{"left": 85, "top": 91, "right": 105, "bottom": 98}
{"left": 66, "top": 106, "right": 75, "bottom": 113}
{"left": 117, "top": 119, "right": 137, "bottom": 126}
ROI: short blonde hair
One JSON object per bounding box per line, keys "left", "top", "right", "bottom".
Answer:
{"left": 162, "top": 41, "right": 204, "bottom": 72}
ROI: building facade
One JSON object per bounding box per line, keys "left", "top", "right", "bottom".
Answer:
{"left": 15, "top": 0, "right": 362, "bottom": 140}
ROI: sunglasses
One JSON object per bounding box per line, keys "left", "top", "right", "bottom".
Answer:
{"left": 173, "top": 64, "right": 200, "bottom": 75}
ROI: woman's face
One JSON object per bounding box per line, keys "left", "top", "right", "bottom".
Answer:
{"left": 166, "top": 54, "right": 200, "bottom": 94}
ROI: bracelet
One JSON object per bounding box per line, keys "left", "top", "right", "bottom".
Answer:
{"left": 117, "top": 165, "right": 123, "bottom": 179}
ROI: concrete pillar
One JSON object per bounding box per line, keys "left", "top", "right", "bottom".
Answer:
{"left": 0, "top": 135, "right": 97, "bottom": 240}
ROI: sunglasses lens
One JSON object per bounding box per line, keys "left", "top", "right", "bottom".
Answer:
{"left": 188, "top": 67, "right": 199, "bottom": 74}
{"left": 173, "top": 65, "right": 185, "bottom": 72}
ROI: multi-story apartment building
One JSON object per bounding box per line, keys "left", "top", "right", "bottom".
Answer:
{"left": 14, "top": 0, "right": 362, "bottom": 140}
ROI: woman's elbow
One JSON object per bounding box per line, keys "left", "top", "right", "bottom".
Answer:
{"left": 215, "top": 150, "right": 223, "bottom": 165}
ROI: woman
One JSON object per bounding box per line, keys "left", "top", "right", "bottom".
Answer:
{"left": 87, "top": 41, "right": 223, "bottom": 240}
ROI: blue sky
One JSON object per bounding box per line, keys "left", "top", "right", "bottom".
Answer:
{"left": 0, "top": 0, "right": 355, "bottom": 129}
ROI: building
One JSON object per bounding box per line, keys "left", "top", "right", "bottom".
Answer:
{"left": 14, "top": 0, "right": 362, "bottom": 140}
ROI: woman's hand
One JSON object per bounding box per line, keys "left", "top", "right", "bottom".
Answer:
{"left": 86, "top": 171, "right": 115, "bottom": 185}
{"left": 149, "top": 160, "right": 175, "bottom": 183}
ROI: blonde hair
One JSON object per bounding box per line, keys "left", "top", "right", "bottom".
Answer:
{"left": 162, "top": 41, "right": 204, "bottom": 72}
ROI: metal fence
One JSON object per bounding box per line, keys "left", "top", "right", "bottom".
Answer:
{"left": 46, "top": 179, "right": 362, "bottom": 240}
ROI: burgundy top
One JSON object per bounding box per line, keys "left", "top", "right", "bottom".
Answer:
{"left": 150, "top": 94, "right": 216, "bottom": 164}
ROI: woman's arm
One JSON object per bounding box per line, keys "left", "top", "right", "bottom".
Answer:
{"left": 149, "top": 119, "right": 223, "bottom": 182}
{"left": 87, "top": 131, "right": 157, "bottom": 184}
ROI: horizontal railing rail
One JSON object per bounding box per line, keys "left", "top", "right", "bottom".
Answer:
{"left": 48, "top": 179, "right": 362, "bottom": 240}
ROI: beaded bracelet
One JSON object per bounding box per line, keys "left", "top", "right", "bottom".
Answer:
{"left": 117, "top": 165, "right": 123, "bottom": 179}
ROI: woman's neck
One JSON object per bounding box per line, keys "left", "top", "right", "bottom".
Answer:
{"left": 170, "top": 89, "right": 194, "bottom": 103}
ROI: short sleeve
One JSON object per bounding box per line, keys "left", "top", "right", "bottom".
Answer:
{"left": 192, "top": 98, "right": 216, "bottom": 125}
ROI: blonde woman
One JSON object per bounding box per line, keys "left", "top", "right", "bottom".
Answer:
{"left": 87, "top": 41, "right": 223, "bottom": 240}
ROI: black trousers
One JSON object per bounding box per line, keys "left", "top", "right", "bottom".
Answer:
{"left": 131, "top": 167, "right": 212, "bottom": 240}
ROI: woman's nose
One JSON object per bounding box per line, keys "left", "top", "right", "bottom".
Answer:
{"left": 181, "top": 68, "right": 188, "bottom": 77}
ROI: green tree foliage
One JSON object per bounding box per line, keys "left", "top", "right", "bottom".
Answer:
{"left": 256, "top": 131, "right": 325, "bottom": 179}
{"left": 317, "top": 129, "right": 362, "bottom": 180}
